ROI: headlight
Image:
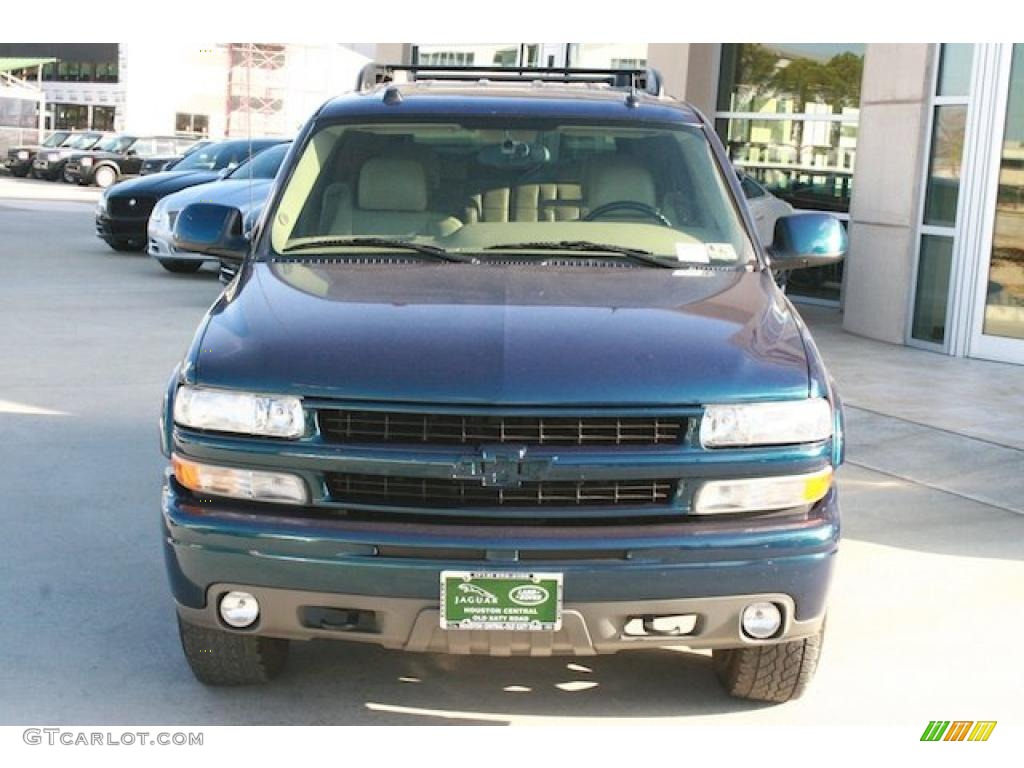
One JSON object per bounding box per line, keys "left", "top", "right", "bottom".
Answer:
{"left": 172, "top": 454, "right": 308, "bottom": 504}
{"left": 96, "top": 193, "right": 108, "bottom": 215}
{"left": 80, "top": 156, "right": 93, "bottom": 167}
{"left": 173, "top": 385, "right": 305, "bottom": 438}
{"left": 699, "top": 398, "right": 832, "bottom": 448}
{"left": 17, "top": 150, "right": 28, "bottom": 160}
{"left": 149, "top": 199, "right": 167, "bottom": 228}
{"left": 694, "top": 467, "right": 833, "bottom": 514}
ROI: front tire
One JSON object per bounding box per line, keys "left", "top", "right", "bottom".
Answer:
{"left": 62, "top": 166, "right": 76, "bottom": 184}
{"left": 712, "top": 624, "right": 825, "bottom": 703}
{"left": 93, "top": 165, "right": 117, "bottom": 189}
{"left": 158, "top": 258, "right": 204, "bottom": 273}
{"left": 177, "top": 616, "right": 289, "bottom": 686}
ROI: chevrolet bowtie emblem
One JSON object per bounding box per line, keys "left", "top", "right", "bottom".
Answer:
{"left": 454, "top": 445, "right": 549, "bottom": 489}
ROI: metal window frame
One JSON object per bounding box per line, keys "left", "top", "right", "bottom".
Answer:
{"left": 904, "top": 44, "right": 971, "bottom": 353}
{"left": 906, "top": 44, "right": 1021, "bottom": 362}
{"left": 961, "top": 44, "right": 1023, "bottom": 363}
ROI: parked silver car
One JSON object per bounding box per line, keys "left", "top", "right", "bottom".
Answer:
{"left": 147, "top": 142, "right": 289, "bottom": 273}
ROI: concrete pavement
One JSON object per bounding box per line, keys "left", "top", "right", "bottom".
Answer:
{"left": 0, "top": 199, "right": 1020, "bottom": 725}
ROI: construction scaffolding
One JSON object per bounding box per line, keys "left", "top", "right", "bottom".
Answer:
{"left": 224, "top": 43, "right": 287, "bottom": 138}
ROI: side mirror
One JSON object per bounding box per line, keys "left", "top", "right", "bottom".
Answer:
{"left": 125, "top": 149, "right": 137, "bottom": 157}
{"left": 173, "top": 203, "right": 248, "bottom": 263}
{"left": 768, "top": 213, "right": 848, "bottom": 271}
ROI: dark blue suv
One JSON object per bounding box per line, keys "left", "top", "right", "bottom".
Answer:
{"left": 160, "top": 65, "right": 847, "bottom": 702}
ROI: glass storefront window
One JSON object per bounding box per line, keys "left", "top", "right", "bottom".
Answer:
{"left": 714, "top": 117, "right": 857, "bottom": 213}
{"left": 912, "top": 235, "right": 954, "bottom": 342}
{"left": 982, "top": 44, "right": 1024, "bottom": 341}
{"left": 571, "top": 44, "right": 648, "bottom": 69}
{"left": 717, "top": 44, "right": 865, "bottom": 114}
{"left": 937, "top": 44, "right": 974, "bottom": 97}
{"left": 92, "top": 106, "right": 115, "bottom": 132}
{"left": 716, "top": 44, "right": 865, "bottom": 304}
{"left": 414, "top": 44, "right": 521, "bottom": 67}
{"left": 923, "top": 105, "right": 968, "bottom": 227}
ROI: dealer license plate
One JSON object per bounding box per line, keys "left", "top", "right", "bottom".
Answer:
{"left": 440, "top": 571, "right": 563, "bottom": 631}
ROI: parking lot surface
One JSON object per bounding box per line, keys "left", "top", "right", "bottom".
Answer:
{"left": 1, "top": 196, "right": 1021, "bottom": 725}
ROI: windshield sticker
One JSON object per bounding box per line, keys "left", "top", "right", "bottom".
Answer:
{"left": 705, "top": 243, "right": 737, "bottom": 262}
{"left": 675, "top": 243, "right": 710, "bottom": 263}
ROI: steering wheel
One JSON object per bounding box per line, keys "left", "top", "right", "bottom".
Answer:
{"left": 584, "top": 200, "right": 672, "bottom": 227}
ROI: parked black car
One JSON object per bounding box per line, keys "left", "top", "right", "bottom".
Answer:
{"left": 3, "top": 130, "right": 71, "bottom": 177}
{"left": 31, "top": 131, "right": 107, "bottom": 180}
{"left": 95, "top": 137, "right": 287, "bottom": 251}
{"left": 64, "top": 135, "right": 196, "bottom": 188}
{"left": 139, "top": 139, "right": 214, "bottom": 176}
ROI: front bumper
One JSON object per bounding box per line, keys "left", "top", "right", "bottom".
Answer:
{"left": 163, "top": 477, "right": 839, "bottom": 655}
{"left": 32, "top": 156, "right": 65, "bottom": 179}
{"left": 96, "top": 212, "right": 147, "bottom": 245}
{"left": 3, "top": 156, "right": 31, "bottom": 174}
{"left": 64, "top": 162, "right": 92, "bottom": 184}
{"left": 147, "top": 223, "right": 205, "bottom": 262}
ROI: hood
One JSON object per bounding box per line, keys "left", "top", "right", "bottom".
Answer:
{"left": 107, "top": 169, "right": 221, "bottom": 198}
{"left": 160, "top": 178, "right": 274, "bottom": 214}
{"left": 192, "top": 262, "right": 811, "bottom": 406}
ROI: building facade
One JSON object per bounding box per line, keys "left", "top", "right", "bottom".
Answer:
{"left": 0, "top": 43, "right": 371, "bottom": 141}
{"left": 395, "top": 43, "right": 1024, "bottom": 365}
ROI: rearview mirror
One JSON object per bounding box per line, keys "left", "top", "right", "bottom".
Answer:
{"left": 768, "top": 213, "right": 848, "bottom": 271}
{"left": 173, "top": 203, "right": 248, "bottom": 263}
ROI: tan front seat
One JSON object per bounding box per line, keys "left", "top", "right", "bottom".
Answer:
{"left": 321, "top": 156, "right": 445, "bottom": 236}
{"left": 583, "top": 155, "right": 658, "bottom": 214}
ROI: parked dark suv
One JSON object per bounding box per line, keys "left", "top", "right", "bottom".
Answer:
{"left": 3, "top": 130, "right": 71, "bottom": 177}
{"left": 95, "top": 138, "right": 286, "bottom": 252}
{"left": 139, "top": 139, "right": 214, "bottom": 176}
{"left": 30, "top": 131, "right": 107, "bottom": 180}
{"left": 162, "top": 65, "right": 847, "bottom": 702}
{"left": 64, "top": 135, "right": 195, "bottom": 188}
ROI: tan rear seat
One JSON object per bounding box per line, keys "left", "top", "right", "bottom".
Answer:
{"left": 465, "top": 182, "right": 583, "bottom": 223}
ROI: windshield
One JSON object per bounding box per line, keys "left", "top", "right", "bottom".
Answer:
{"left": 67, "top": 133, "right": 103, "bottom": 150}
{"left": 46, "top": 132, "right": 71, "bottom": 148}
{"left": 175, "top": 141, "right": 269, "bottom": 172}
{"left": 227, "top": 143, "right": 289, "bottom": 180}
{"left": 269, "top": 120, "right": 754, "bottom": 266}
{"left": 95, "top": 135, "right": 133, "bottom": 152}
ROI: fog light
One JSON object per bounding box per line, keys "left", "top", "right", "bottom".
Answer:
{"left": 219, "top": 591, "right": 259, "bottom": 628}
{"left": 741, "top": 602, "right": 782, "bottom": 639}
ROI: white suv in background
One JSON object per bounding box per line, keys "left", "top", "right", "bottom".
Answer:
{"left": 737, "top": 170, "right": 794, "bottom": 245}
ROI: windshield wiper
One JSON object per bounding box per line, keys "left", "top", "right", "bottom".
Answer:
{"left": 483, "top": 240, "right": 677, "bottom": 269}
{"left": 281, "top": 237, "right": 477, "bottom": 264}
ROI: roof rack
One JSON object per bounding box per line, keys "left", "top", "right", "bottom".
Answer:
{"left": 355, "top": 63, "right": 664, "bottom": 97}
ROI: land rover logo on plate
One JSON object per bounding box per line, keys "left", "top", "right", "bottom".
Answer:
{"left": 440, "top": 571, "right": 563, "bottom": 631}
{"left": 509, "top": 584, "right": 549, "bottom": 607}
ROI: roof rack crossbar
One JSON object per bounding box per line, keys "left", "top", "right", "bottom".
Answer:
{"left": 356, "top": 63, "right": 663, "bottom": 97}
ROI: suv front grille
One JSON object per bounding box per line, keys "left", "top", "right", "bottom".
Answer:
{"left": 325, "top": 473, "right": 677, "bottom": 508}
{"left": 108, "top": 195, "right": 155, "bottom": 218}
{"left": 318, "top": 410, "right": 686, "bottom": 446}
